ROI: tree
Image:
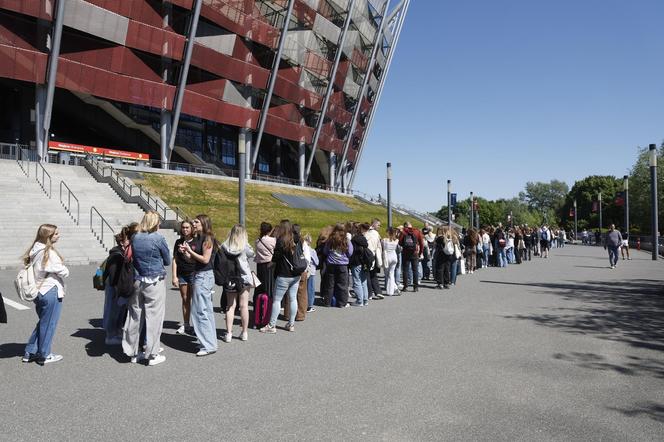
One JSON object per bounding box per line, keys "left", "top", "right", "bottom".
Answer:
{"left": 519, "top": 180, "right": 569, "bottom": 214}
{"left": 626, "top": 143, "right": 664, "bottom": 234}
{"left": 560, "top": 175, "right": 623, "bottom": 231}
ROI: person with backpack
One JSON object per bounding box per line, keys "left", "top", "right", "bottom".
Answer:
{"left": 180, "top": 214, "right": 217, "bottom": 357}
{"left": 221, "top": 224, "right": 255, "bottom": 342}
{"left": 350, "top": 223, "right": 370, "bottom": 307}
{"left": 260, "top": 220, "right": 304, "bottom": 333}
{"left": 21, "top": 224, "right": 69, "bottom": 365}
{"left": 321, "top": 223, "right": 354, "bottom": 308}
{"left": 171, "top": 220, "right": 195, "bottom": 335}
{"left": 365, "top": 218, "right": 384, "bottom": 300}
{"left": 494, "top": 224, "right": 507, "bottom": 267}
{"left": 102, "top": 223, "right": 137, "bottom": 346}
{"left": 399, "top": 222, "right": 424, "bottom": 292}
{"left": 122, "top": 211, "right": 170, "bottom": 366}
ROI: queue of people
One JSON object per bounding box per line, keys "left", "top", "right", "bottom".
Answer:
{"left": 17, "top": 214, "right": 594, "bottom": 367}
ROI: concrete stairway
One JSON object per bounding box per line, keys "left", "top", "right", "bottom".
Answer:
{"left": 41, "top": 162, "right": 179, "bottom": 250}
{"left": 0, "top": 159, "right": 109, "bottom": 268}
{"left": 0, "top": 159, "right": 178, "bottom": 269}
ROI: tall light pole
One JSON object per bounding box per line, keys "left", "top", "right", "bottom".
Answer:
{"left": 623, "top": 175, "right": 629, "bottom": 236}
{"left": 598, "top": 191, "right": 602, "bottom": 245}
{"left": 573, "top": 199, "right": 578, "bottom": 242}
{"left": 238, "top": 128, "right": 247, "bottom": 226}
{"left": 386, "top": 162, "right": 392, "bottom": 229}
{"left": 649, "top": 144, "right": 658, "bottom": 260}
{"left": 447, "top": 180, "right": 452, "bottom": 227}
{"left": 469, "top": 191, "right": 474, "bottom": 230}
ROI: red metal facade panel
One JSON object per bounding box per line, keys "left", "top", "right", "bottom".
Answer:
{"left": 0, "top": 44, "right": 46, "bottom": 82}
{"left": 0, "top": 0, "right": 52, "bottom": 20}
{"left": 61, "top": 45, "right": 162, "bottom": 83}
{"left": 191, "top": 43, "right": 269, "bottom": 88}
{"left": 264, "top": 114, "right": 313, "bottom": 143}
{"left": 0, "top": 16, "right": 38, "bottom": 50}
{"left": 181, "top": 89, "right": 258, "bottom": 128}
{"left": 125, "top": 20, "right": 185, "bottom": 61}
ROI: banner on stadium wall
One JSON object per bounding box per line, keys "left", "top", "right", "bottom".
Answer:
{"left": 450, "top": 193, "right": 457, "bottom": 207}
{"left": 48, "top": 141, "right": 150, "bottom": 160}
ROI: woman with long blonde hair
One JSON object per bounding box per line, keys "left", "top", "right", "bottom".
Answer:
{"left": 221, "top": 224, "right": 255, "bottom": 342}
{"left": 22, "top": 224, "right": 69, "bottom": 365}
{"left": 122, "top": 211, "right": 170, "bottom": 366}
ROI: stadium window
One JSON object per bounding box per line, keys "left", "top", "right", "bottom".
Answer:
{"left": 221, "top": 138, "right": 236, "bottom": 166}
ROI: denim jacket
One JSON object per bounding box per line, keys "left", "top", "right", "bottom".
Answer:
{"left": 131, "top": 232, "right": 171, "bottom": 278}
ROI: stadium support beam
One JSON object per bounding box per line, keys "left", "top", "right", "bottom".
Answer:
{"left": 37, "top": 0, "right": 66, "bottom": 162}
{"left": 166, "top": 0, "right": 202, "bottom": 166}
{"left": 348, "top": 0, "right": 410, "bottom": 190}
{"left": 335, "top": 0, "right": 390, "bottom": 188}
{"left": 250, "top": 0, "right": 296, "bottom": 174}
{"left": 304, "top": 0, "right": 356, "bottom": 182}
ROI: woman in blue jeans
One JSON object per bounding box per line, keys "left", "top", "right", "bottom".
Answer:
{"left": 182, "top": 214, "right": 217, "bottom": 356}
{"left": 23, "top": 224, "right": 69, "bottom": 365}
{"left": 260, "top": 220, "right": 302, "bottom": 334}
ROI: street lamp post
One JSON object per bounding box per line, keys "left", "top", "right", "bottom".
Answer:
{"left": 469, "top": 191, "right": 474, "bottom": 230}
{"left": 447, "top": 180, "right": 451, "bottom": 227}
{"left": 598, "top": 191, "right": 602, "bottom": 245}
{"left": 573, "top": 199, "right": 578, "bottom": 242}
{"left": 386, "top": 162, "right": 392, "bottom": 229}
{"left": 238, "top": 128, "right": 247, "bottom": 226}
{"left": 623, "top": 175, "right": 629, "bottom": 236}
{"left": 649, "top": 144, "right": 658, "bottom": 260}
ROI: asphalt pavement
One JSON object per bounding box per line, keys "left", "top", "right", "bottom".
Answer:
{"left": 0, "top": 245, "right": 662, "bottom": 441}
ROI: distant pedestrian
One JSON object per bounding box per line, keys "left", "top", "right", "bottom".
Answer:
{"left": 620, "top": 230, "right": 631, "bottom": 260}
{"left": 22, "top": 224, "right": 69, "bottom": 365}
{"left": 605, "top": 224, "right": 622, "bottom": 269}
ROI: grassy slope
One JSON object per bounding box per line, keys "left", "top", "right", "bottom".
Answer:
{"left": 135, "top": 174, "right": 417, "bottom": 242}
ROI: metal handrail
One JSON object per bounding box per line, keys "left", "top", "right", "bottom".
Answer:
{"left": 16, "top": 157, "right": 29, "bottom": 177}
{"left": 90, "top": 206, "right": 115, "bottom": 250}
{"left": 85, "top": 156, "right": 186, "bottom": 223}
{"left": 59, "top": 180, "right": 80, "bottom": 225}
{"left": 34, "top": 161, "right": 52, "bottom": 198}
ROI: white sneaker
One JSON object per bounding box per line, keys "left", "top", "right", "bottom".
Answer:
{"left": 196, "top": 349, "right": 216, "bottom": 357}
{"left": 224, "top": 332, "right": 232, "bottom": 343}
{"left": 39, "top": 354, "right": 63, "bottom": 365}
{"left": 175, "top": 325, "right": 186, "bottom": 335}
{"left": 148, "top": 354, "right": 166, "bottom": 366}
{"left": 240, "top": 331, "right": 248, "bottom": 341}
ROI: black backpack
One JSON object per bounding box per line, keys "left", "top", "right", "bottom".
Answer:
{"left": 284, "top": 241, "right": 308, "bottom": 275}
{"left": 114, "top": 258, "right": 135, "bottom": 298}
{"left": 402, "top": 232, "right": 417, "bottom": 253}
{"left": 360, "top": 247, "right": 375, "bottom": 270}
{"left": 213, "top": 247, "right": 244, "bottom": 292}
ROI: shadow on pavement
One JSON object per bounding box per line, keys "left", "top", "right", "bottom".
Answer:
{"left": 485, "top": 279, "right": 664, "bottom": 354}
{"left": 70, "top": 319, "right": 127, "bottom": 362}
{"left": 607, "top": 402, "right": 664, "bottom": 423}
{"left": 0, "top": 342, "right": 25, "bottom": 359}
{"left": 552, "top": 352, "right": 664, "bottom": 379}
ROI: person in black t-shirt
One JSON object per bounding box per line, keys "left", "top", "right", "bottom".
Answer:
{"left": 172, "top": 220, "right": 196, "bottom": 335}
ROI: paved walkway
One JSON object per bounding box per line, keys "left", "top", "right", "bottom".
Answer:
{"left": 0, "top": 245, "right": 662, "bottom": 441}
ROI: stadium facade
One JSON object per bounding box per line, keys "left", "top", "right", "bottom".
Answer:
{"left": 0, "top": 0, "right": 409, "bottom": 190}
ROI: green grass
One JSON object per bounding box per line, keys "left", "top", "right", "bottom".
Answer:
{"left": 135, "top": 174, "right": 418, "bottom": 242}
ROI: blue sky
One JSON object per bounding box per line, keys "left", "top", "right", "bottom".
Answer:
{"left": 354, "top": 0, "right": 664, "bottom": 212}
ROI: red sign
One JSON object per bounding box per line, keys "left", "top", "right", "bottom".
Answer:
{"left": 48, "top": 141, "right": 150, "bottom": 160}
{"left": 591, "top": 201, "right": 598, "bottom": 213}
{"left": 569, "top": 208, "right": 575, "bottom": 218}
{"left": 614, "top": 192, "right": 624, "bottom": 207}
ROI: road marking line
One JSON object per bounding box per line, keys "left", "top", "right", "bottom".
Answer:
{"left": 3, "top": 298, "right": 30, "bottom": 311}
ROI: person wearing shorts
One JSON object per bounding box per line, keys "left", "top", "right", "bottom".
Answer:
{"left": 172, "top": 220, "right": 196, "bottom": 335}
{"left": 620, "top": 230, "right": 631, "bottom": 260}
{"left": 540, "top": 225, "right": 550, "bottom": 258}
